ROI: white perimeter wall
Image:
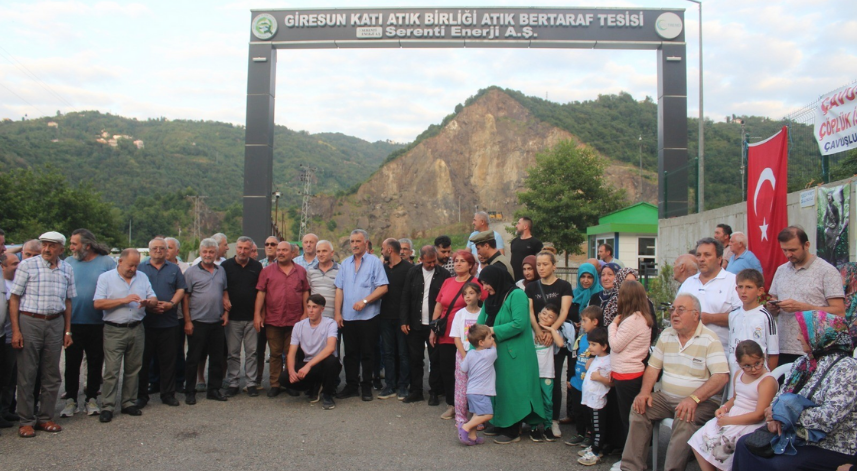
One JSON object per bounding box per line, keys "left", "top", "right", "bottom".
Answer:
{"left": 657, "top": 177, "right": 857, "bottom": 269}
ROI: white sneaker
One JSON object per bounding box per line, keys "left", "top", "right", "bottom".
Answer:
{"left": 610, "top": 461, "right": 623, "bottom": 471}
{"left": 578, "top": 445, "right": 592, "bottom": 457}
{"left": 85, "top": 398, "right": 100, "bottom": 416}
{"left": 60, "top": 398, "right": 76, "bottom": 417}
{"left": 551, "top": 420, "right": 562, "bottom": 438}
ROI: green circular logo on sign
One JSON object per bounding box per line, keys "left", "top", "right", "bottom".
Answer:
{"left": 655, "top": 12, "right": 683, "bottom": 40}
{"left": 252, "top": 13, "right": 277, "bottom": 40}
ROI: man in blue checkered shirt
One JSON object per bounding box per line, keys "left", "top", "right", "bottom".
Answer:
{"left": 9, "top": 231, "right": 77, "bottom": 438}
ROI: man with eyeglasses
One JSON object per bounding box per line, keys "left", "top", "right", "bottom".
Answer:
{"left": 137, "top": 238, "right": 187, "bottom": 408}
{"left": 678, "top": 237, "right": 742, "bottom": 352}
{"left": 620, "top": 293, "right": 729, "bottom": 471}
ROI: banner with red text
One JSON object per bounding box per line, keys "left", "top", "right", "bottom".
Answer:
{"left": 747, "top": 126, "right": 789, "bottom": 292}
{"left": 815, "top": 84, "right": 857, "bottom": 155}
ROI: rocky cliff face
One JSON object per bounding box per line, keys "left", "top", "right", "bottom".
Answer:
{"left": 313, "top": 89, "right": 656, "bottom": 242}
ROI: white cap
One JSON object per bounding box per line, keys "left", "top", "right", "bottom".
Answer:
{"left": 38, "top": 231, "right": 67, "bottom": 246}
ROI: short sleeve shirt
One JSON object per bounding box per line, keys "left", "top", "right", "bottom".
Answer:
{"left": 525, "top": 279, "right": 573, "bottom": 317}
{"left": 67, "top": 255, "right": 117, "bottom": 324}
{"left": 11, "top": 256, "right": 77, "bottom": 314}
{"left": 769, "top": 257, "right": 845, "bottom": 355}
{"left": 221, "top": 258, "right": 263, "bottom": 322}
{"left": 678, "top": 269, "right": 742, "bottom": 350}
{"left": 138, "top": 259, "right": 188, "bottom": 328}
{"left": 334, "top": 254, "right": 389, "bottom": 321}
{"left": 380, "top": 259, "right": 413, "bottom": 320}
{"left": 648, "top": 322, "right": 729, "bottom": 399}
{"left": 290, "top": 317, "right": 338, "bottom": 361}
{"left": 183, "top": 263, "right": 228, "bottom": 323}
{"left": 256, "top": 263, "right": 309, "bottom": 327}
{"left": 93, "top": 269, "right": 156, "bottom": 324}
{"left": 727, "top": 305, "right": 778, "bottom": 377}
{"left": 449, "top": 307, "right": 481, "bottom": 351}
{"left": 509, "top": 236, "right": 543, "bottom": 281}
{"left": 307, "top": 262, "right": 340, "bottom": 319}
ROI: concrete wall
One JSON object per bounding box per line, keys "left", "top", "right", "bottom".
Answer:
{"left": 657, "top": 177, "right": 857, "bottom": 268}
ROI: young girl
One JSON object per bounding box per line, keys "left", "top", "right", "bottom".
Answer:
{"left": 689, "top": 340, "right": 778, "bottom": 471}
{"left": 449, "top": 282, "right": 483, "bottom": 427}
{"left": 578, "top": 327, "right": 613, "bottom": 466}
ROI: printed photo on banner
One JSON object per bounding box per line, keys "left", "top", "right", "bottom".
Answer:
{"left": 817, "top": 183, "right": 850, "bottom": 267}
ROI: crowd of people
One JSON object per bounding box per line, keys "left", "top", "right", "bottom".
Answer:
{"left": 1, "top": 216, "right": 857, "bottom": 471}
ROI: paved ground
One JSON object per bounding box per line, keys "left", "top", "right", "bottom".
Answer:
{"left": 0, "top": 351, "right": 700, "bottom": 470}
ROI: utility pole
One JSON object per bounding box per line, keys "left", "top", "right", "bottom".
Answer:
{"left": 638, "top": 135, "right": 643, "bottom": 202}
{"left": 298, "top": 165, "right": 317, "bottom": 239}
{"left": 186, "top": 195, "right": 208, "bottom": 241}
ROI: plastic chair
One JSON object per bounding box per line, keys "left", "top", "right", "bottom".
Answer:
{"left": 651, "top": 382, "right": 731, "bottom": 471}
{"left": 771, "top": 362, "right": 793, "bottom": 381}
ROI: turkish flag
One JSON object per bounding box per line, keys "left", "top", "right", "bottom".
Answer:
{"left": 747, "top": 126, "right": 789, "bottom": 292}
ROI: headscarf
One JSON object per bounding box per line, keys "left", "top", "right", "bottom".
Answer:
{"left": 838, "top": 262, "right": 857, "bottom": 344}
{"left": 520, "top": 255, "right": 539, "bottom": 287}
{"left": 602, "top": 267, "right": 639, "bottom": 325}
{"left": 782, "top": 311, "right": 852, "bottom": 395}
{"left": 478, "top": 264, "right": 517, "bottom": 327}
{"left": 573, "top": 263, "right": 602, "bottom": 307}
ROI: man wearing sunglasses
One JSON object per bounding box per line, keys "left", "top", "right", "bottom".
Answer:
{"left": 261, "top": 237, "right": 279, "bottom": 268}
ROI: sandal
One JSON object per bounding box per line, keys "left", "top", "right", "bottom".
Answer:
{"left": 35, "top": 421, "right": 63, "bottom": 433}
{"left": 19, "top": 425, "right": 35, "bottom": 438}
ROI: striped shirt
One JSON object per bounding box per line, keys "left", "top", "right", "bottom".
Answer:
{"left": 648, "top": 321, "right": 729, "bottom": 399}
{"left": 10, "top": 256, "right": 77, "bottom": 314}
{"left": 307, "top": 262, "right": 340, "bottom": 319}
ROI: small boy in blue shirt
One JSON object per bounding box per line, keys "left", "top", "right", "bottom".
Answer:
{"left": 565, "top": 305, "right": 603, "bottom": 446}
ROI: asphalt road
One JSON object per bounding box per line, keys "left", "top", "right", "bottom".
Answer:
{"left": 0, "top": 351, "right": 699, "bottom": 470}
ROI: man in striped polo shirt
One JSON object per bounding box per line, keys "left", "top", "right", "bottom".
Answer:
{"left": 620, "top": 293, "right": 729, "bottom": 471}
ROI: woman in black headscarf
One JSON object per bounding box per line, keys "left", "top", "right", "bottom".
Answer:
{"left": 476, "top": 265, "right": 546, "bottom": 444}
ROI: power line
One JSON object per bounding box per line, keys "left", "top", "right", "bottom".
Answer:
{"left": 0, "top": 81, "right": 50, "bottom": 118}
{"left": 0, "top": 45, "right": 73, "bottom": 108}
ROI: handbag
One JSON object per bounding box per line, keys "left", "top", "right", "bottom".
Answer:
{"left": 745, "top": 355, "right": 846, "bottom": 457}
{"left": 429, "top": 276, "right": 473, "bottom": 336}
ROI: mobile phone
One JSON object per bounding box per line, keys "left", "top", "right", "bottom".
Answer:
{"left": 769, "top": 300, "right": 781, "bottom": 305}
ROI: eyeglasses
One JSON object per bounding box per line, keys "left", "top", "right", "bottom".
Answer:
{"left": 668, "top": 306, "right": 699, "bottom": 315}
{"left": 264, "top": 243, "right": 277, "bottom": 247}
{"left": 740, "top": 360, "right": 764, "bottom": 371}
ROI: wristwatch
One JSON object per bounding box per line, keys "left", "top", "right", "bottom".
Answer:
{"left": 65, "top": 332, "right": 72, "bottom": 336}
{"left": 689, "top": 394, "right": 701, "bottom": 404}
{"left": 362, "top": 299, "right": 369, "bottom": 305}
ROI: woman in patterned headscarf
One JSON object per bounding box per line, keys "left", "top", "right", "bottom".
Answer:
{"left": 733, "top": 311, "right": 857, "bottom": 470}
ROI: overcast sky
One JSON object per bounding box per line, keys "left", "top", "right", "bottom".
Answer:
{"left": 0, "top": 0, "right": 854, "bottom": 143}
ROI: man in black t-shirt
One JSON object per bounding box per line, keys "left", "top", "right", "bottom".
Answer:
{"left": 221, "top": 237, "right": 263, "bottom": 397}
{"left": 379, "top": 238, "right": 413, "bottom": 400}
{"left": 510, "top": 217, "right": 543, "bottom": 281}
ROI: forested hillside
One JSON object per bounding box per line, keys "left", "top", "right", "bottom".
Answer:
{"left": 0, "top": 111, "right": 402, "bottom": 209}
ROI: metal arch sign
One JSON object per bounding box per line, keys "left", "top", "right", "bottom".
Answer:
{"left": 242, "top": 6, "right": 691, "bottom": 255}
{"left": 248, "top": 7, "right": 685, "bottom": 48}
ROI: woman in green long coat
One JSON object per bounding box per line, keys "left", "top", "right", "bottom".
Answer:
{"left": 477, "top": 264, "right": 546, "bottom": 443}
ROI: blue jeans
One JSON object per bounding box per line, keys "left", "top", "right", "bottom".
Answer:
{"left": 379, "top": 318, "right": 409, "bottom": 390}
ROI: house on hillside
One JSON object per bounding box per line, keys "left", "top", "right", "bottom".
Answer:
{"left": 586, "top": 202, "right": 658, "bottom": 274}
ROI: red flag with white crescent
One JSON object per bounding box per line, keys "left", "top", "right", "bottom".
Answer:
{"left": 747, "top": 126, "right": 789, "bottom": 292}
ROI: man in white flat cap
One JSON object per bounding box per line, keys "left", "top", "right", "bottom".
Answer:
{"left": 9, "top": 231, "right": 76, "bottom": 438}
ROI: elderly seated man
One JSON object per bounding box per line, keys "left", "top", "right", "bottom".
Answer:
{"left": 620, "top": 293, "right": 730, "bottom": 471}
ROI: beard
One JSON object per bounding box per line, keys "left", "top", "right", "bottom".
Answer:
{"left": 72, "top": 248, "right": 88, "bottom": 261}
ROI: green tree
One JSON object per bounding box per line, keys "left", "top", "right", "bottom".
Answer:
{"left": 0, "top": 167, "right": 123, "bottom": 247}
{"left": 515, "top": 140, "right": 626, "bottom": 264}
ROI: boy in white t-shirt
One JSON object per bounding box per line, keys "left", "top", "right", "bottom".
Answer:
{"left": 728, "top": 269, "right": 779, "bottom": 377}
{"left": 529, "top": 304, "right": 573, "bottom": 443}
{"left": 578, "top": 327, "right": 612, "bottom": 466}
